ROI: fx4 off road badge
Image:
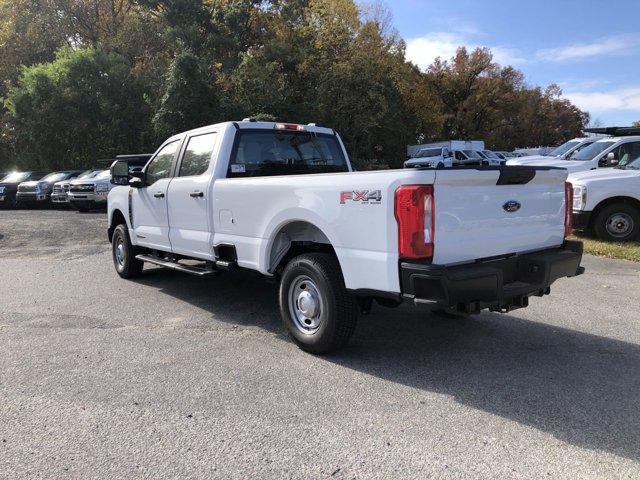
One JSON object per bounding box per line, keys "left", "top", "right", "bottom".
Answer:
{"left": 340, "top": 190, "right": 382, "bottom": 205}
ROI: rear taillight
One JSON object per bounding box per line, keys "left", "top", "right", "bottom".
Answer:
{"left": 395, "top": 185, "right": 434, "bottom": 260}
{"left": 564, "top": 181, "right": 573, "bottom": 237}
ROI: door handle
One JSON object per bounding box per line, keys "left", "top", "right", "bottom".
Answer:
{"left": 190, "top": 191, "right": 204, "bottom": 198}
{"left": 154, "top": 192, "right": 165, "bottom": 198}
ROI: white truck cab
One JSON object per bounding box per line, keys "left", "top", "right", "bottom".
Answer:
{"left": 408, "top": 140, "right": 485, "bottom": 167}
{"left": 107, "top": 120, "right": 584, "bottom": 354}
{"left": 404, "top": 146, "right": 454, "bottom": 168}
{"left": 507, "top": 136, "right": 640, "bottom": 174}
{"left": 506, "top": 137, "right": 599, "bottom": 166}
{"left": 570, "top": 157, "right": 640, "bottom": 241}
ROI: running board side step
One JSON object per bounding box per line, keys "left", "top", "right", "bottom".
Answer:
{"left": 214, "top": 260, "right": 236, "bottom": 270}
{"left": 135, "top": 254, "right": 218, "bottom": 277}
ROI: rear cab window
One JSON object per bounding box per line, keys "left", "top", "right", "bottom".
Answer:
{"left": 227, "top": 129, "right": 349, "bottom": 178}
{"left": 179, "top": 132, "right": 217, "bottom": 177}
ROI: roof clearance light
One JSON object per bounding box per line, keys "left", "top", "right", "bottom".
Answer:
{"left": 275, "top": 123, "right": 305, "bottom": 131}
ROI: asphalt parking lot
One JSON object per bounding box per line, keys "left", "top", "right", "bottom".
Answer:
{"left": 1, "top": 210, "right": 640, "bottom": 479}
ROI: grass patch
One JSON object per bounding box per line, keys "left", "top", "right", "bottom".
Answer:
{"left": 570, "top": 233, "right": 640, "bottom": 262}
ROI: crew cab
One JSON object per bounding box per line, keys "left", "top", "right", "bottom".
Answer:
{"left": 107, "top": 120, "right": 584, "bottom": 354}
{"left": 570, "top": 156, "right": 640, "bottom": 241}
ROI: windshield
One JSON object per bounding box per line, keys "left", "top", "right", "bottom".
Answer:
{"left": 76, "top": 169, "right": 96, "bottom": 179}
{"left": 41, "top": 172, "right": 68, "bottom": 183}
{"left": 573, "top": 141, "right": 616, "bottom": 161}
{"left": 0, "top": 172, "right": 29, "bottom": 183}
{"left": 228, "top": 130, "right": 349, "bottom": 178}
{"left": 549, "top": 140, "right": 580, "bottom": 157}
{"left": 417, "top": 148, "right": 442, "bottom": 158}
{"left": 96, "top": 170, "right": 111, "bottom": 179}
{"left": 463, "top": 150, "right": 482, "bottom": 159}
{"left": 483, "top": 150, "right": 500, "bottom": 159}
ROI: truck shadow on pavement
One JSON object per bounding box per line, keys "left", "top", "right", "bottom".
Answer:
{"left": 134, "top": 268, "right": 640, "bottom": 462}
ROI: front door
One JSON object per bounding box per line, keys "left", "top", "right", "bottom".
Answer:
{"left": 167, "top": 131, "right": 218, "bottom": 259}
{"left": 131, "top": 139, "right": 182, "bottom": 250}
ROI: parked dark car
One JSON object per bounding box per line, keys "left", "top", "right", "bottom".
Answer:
{"left": 0, "top": 171, "right": 48, "bottom": 208}
{"left": 16, "top": 170, "right": 83, "bottom": 208}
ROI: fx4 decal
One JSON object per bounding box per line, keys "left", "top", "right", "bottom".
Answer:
{"left": 340, "top": 190, "right": 382, "bottom": 205}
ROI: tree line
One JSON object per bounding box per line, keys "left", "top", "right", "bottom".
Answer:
{"left": 0, "top": 0, "right": 589, "bottom": 171}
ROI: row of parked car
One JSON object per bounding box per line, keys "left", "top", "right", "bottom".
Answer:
{"left": 405, "top": 140, "right": 526, "bottom": 168}
{"left": 0, "top": 155, "right": 151, "bottom": 211}
{"left": 403, "top": 127, "right": 640, "bottom": 242}
{"left": 507, "top": 127, "right": 640, "bottom": 242}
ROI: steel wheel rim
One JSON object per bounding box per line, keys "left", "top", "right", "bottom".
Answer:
{"left": 115, "top": 236, "right": 125, "bottom": 268}
{"left": 288, "top": 275, "right": 324, "bottom": 335}
{"left": 606, "top": 212, "right": 634, "bottom": 238}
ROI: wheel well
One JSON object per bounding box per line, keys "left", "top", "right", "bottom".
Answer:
{"left": 268, "top": 221, "right": 335, "bottom": 275}
{"left": 108, "top": 209, "right": 127, "bottom": 242}
{"left": 589, "top": 196, "right": 640, "bottom": 228}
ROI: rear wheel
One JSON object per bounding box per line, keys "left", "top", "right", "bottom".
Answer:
{"left": 112, "top": 224, "right": 144, "bottom": 278}
{"left": 279, "top": 253, "right": 357, "bottom": 354}
{"left": 593, "top": 203, "right": 640, "bottom": 242}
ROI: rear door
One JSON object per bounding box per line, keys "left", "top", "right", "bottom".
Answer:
{"left": 432, "top": 167, "right": 568, "bottom": 265}
{"left": 167, "top": 131, "right": 218, "bottom": 259}
{"left": 131, "top": 139, "right": 182, "bottom": 250}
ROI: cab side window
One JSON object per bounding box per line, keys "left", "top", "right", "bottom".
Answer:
{"left": 179, "top": 133, "right": 217, "bottom": 177}
{"left": 616, "top": 142, "right": 640, "bottom": 166}
{"left": 146, "top": 140, "right": 180, "bottom": 185}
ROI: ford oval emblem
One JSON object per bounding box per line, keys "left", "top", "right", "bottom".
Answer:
{"left": 503, "top": 200, "right": 521, "bottom": 213}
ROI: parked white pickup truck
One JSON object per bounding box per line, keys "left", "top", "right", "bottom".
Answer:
{"left": 507, "top": 137, "right": 598, "bottom": 166}
{"left": 570, "top": 157, "right": 640, "bottom": 241}
{"left": 507, "top": 136, "right": 640, "bottom": 174}
{"left": 107, "top": 120, "right": 584, "bottom": 353}
{"left": 404, "top": 146, "right": 454, "bottom": 168}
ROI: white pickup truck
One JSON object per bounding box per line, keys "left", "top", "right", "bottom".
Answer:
{"left": 107, "top": 120, "right": 584, "bottom": 353}
{"left": 570, "top": 157, "right": 640, "bottom": 241}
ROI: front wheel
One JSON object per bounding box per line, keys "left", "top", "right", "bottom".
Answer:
{"left": 112, "top": 224, "right": 144, "bottom": 278}
{"left": 593, "top": 203, "right": 640, "bottom": 242}
{"left": 279, "top": 253, "right": 357, "bottom": 354}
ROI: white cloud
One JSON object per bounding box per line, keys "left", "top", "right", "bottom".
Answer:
{"left": 405, "top": 32, "right": 526, "bottom": 70}
{"left": 405, "top": 33, "right": 460, "bottom": 69}
{"left": 536, "top": 35, "right": 640, "bottom": 62}
{"left": 563, "top": 87, "right": 640, "bottom": 112}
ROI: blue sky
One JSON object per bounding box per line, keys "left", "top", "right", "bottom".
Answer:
{"left": 385, "top": 0, "right": 640, "bottom": 126}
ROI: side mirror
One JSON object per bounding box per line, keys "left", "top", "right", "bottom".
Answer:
{"left": 110, "top": 160, "right": 130, "bottom": 185}
{"left": 602, "top": 152, "right": 619, "bottom": 166}
{"left": 129, "top": 177, "right": 143, "bottom": 188}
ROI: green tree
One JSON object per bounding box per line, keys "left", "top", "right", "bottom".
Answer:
{"left": 152, "top": 51, "right": 221, "bottom": 140}
{"left": 5, "top": 46, "right": 153, "bottom": 169}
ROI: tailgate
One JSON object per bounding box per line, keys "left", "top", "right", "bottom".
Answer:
{"left": 432, "top": 167, "right": 568, "bottom": 265}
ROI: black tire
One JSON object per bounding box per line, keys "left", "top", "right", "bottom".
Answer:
{"left": 593, "top": 203, "right": 640, "bottom": 242}
{"left": 279, "top": 253, "right": 357, "bottom": 354}
{"left": 111, "top": 224, "right": 144, "bottom": 278}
